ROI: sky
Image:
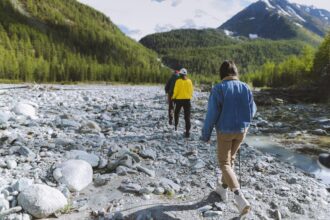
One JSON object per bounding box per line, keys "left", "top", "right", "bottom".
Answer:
{"left": 77, "top": 0, "right": 330, "bottom": 40}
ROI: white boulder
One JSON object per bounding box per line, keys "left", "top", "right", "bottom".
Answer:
{"left": 53, "top": 159, "right": 93, "bottom": 192}
{"left": 17, "top": 184, "right": 67, "bottom": 218}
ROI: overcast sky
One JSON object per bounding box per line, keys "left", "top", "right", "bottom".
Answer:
{"left": 77, "top": 0, "right": 330, "bottom": 40}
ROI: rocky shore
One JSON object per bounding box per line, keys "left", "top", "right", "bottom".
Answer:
{"left": 0, "top": 85, "right": 329, "bottom": 220}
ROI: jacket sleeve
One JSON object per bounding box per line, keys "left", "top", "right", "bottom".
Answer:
{"left": 249, "top": 90, "right": 257, "bottom": 118}
{"left": 201, "top": 87, "right": 222, "bottom": 141}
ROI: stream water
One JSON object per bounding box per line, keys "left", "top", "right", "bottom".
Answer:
{"left": 245, "top": 135, "right": 330, "bottom": 186}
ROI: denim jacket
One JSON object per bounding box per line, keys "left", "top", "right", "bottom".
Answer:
{"left": 201, "top": 76, "right": 257, "bottom": 141}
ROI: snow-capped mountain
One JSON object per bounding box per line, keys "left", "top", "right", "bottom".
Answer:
{"left": 219, "top": 0, "right": 330, "bottom": 40}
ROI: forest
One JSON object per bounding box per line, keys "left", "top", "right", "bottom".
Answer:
{"left": 0, "top": 0, "right": 169, "bottom": 83}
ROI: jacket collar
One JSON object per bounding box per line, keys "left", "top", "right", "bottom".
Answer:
{"left": 222, "top": 76, "right": 239, "bottom": 81}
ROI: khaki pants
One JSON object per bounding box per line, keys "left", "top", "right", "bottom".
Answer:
{"left": 217, "top": 132, "right": 246, "bottom": 190}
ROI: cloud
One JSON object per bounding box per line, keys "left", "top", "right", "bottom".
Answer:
{"left": 194, "top": 9, "right": 207, "bottom": 18}
{"left": 181, "top": 19, "right": 198, "bottom": 29}
{"left": 171, "top": 0, "right": 183, "bottom": 7}
{"left": 154, "top": 24, "right": 176, "bottom": 33}
{"left": 151, "top": 0, "right": 166, "bottom": 3}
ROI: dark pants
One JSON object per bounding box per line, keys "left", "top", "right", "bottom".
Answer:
{"left": 168, "top": 94, "right": 174, "bottom": 124}
{"left": 174, "top": 100, "right": 191, "bottom": 134}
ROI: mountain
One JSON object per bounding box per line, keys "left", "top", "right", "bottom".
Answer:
{"left": 219, "top": 0, "right": 329, "bottom": 43}
{"left": 0, "top": 0, "right": 168, "bottom": 83}
{"left": 140, "top": 0, "right": 329, "bottom": 78}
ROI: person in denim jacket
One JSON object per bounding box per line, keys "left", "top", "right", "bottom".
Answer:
{"left": 201, "top": 60, "right": 257, "bottom": 216}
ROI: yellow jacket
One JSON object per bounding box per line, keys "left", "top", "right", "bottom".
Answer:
{"left": 172, "top": 78, "right": 193, "bottom": 100}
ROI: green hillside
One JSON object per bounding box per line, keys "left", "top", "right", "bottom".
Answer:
{"left": 0, "top": 0, "right": 169, "bottom": 83}
{"left": 140, "top": 29, "right": 311, "bottom": 75}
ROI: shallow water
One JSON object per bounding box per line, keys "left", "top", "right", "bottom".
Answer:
{"left": 245, "top": 135, "right": 330, "bottom": 185}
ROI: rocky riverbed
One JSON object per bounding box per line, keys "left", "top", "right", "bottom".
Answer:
{"left": 0, "top": 84, "right": 329, "bottom": 220}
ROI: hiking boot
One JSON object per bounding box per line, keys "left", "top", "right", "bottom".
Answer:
{"left": 215, "top": 184, "right": 228, "bottom": 202}
{"left": 318, "top": 153, "right": 330, "bottom": 170}
{"left": 234, "top": 191, "right": 251, "bottom": 216}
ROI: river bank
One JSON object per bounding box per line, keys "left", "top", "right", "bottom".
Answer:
{"left": 0, "top": 85, "right": 329, "bottom": 220}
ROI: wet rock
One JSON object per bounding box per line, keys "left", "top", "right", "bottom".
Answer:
{"left": 17, "top": 184, "right": 67, "bottom": 218}
{"left": 65, "top": 150, "right": 100, "bottom": 167}
{"left": 53, "top": 159, "right": 93, "bottom": 192}
{"left": 311, "top": 129, "right": 328, "bottom": 135}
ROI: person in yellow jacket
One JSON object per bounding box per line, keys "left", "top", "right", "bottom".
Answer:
{"left": 172, "top": 68, "right": 194, "bottom": 138}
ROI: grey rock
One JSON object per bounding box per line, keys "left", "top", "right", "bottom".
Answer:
{"left": 17, "top": 146, "right": 36, "bottom": 158}
{"left": 5, "top": 160, "right": 17, "bottom": 169}
{"left": 12, "top": 178, "right": 34, "bottom": 192}
{"left": 59, "top": 119, "right": 81, "bottom": 129}
{"left": 197, "top": 205, "right": 212, "bottom": 213}
{"left": 191, "top": 159, "right": 205, "bottom": 170}
{"left": 139, "top": 149, "right": 157, "bottom": 160}
{"left": 136, "top": 165, "right": 156, "bottom": 177}
{"left": 139, "top": 186, "right": 155, "bottom": 195}
{"left": 17, "top": 184, "right": 67, "bottom": 218}
{"left": 116, "top": 166, "right": 129, "bottom": 176}
{"left": 119, "top": 183, "right": 141, "bottom": 193}
{"left": 0, "top": 111, "right": 11, "bottom": 124}
{"left": 0, "top": 197, "right": 9, "bottom": 212}
{"left": 65, "top": 150, "right": 100, "bottom": 167}
{"left": 153, "top": 187, "right": 165, "bottom": 195}
{"left": 287, "top": 177, "right": 297, "bottom": 184}
{"left": 79, "top": 121, "right": 101, "bottom": 133}
{"left": 12, "top": 103, "right": 36, "bottom": 119}
{"left": 160, "top": 178, "right": 181, "bottom": 192}
{"left": 203, "top": 210, "right": 222, "bottom": 217}
{"left": 53, "top": 160, "right": 93, "bottom": 192}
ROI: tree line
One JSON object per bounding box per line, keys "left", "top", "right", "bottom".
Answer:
{"left": 0, "top": 0, "right": 170, "bottom": 83}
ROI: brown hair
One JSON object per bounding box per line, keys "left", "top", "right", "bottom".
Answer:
{"left": 220, "top": 60, "right": 239, "bottom": 80}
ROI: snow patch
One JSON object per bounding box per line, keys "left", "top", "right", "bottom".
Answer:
{"left": 261, "top": 0, "right": 275, "bottom": 9}
{"left": 295, "top": 4, "right": 301, "bottom": 9}
{"left": 277, "top": 6, "right": 291, "bottom": 17}
{"left": 305, "top": 7, "right": 310, "bottom": 13}
{"left": 248, "top": 17, "right": 256, "bottom": 20}
{"left": 249, "top": 34, "right": 258, "bottom": 39}
{"left": 287, "top": 6, "right": 306, "bottom": 22}
{"left": 325, "top": 17, "right": 328, "bottom": 20}
{"left": 224, "top": 29, "right": 233, "bottom": 36}
{"left": 294, "top": 22, "right": 303, "bottom": 28}
{"left": 319, "top": 11, "right": 325, "bottom": 17}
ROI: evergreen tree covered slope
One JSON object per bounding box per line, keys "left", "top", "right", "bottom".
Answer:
{"left": 0, "top": 0, "right": 168, "bottom": 83}
{"left": 140, "top": 29, "right": 309, "bottom": 75}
